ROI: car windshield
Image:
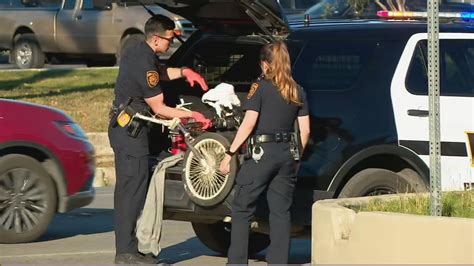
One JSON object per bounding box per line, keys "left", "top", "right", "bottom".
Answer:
{"left": 305, "top": 0, "right": 349, "bottom": 19}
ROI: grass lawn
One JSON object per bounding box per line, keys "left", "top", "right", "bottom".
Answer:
{"left": 356, "top": 191, "right": 474, "bottom": 218}
{"left": 0, "top": 68, "right": 118, "bottom": 132}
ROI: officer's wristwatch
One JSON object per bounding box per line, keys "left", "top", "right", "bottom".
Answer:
{"left": 225, "top": 148, "right": 235, "bottom": 156}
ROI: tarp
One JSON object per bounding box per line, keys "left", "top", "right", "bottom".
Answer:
{"left": 136, "top": 154, "right": 183, "bottom": 256}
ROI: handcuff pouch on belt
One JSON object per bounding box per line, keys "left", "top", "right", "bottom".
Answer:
{"left": 244, "top": 132, "right": 301, "bottom": 162}
{"left": 243, "top": 137, "right": 264, "bottom": 163}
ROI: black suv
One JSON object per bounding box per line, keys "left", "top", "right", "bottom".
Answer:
{"left": 285, "top": 0, "right": 474, "bottom": 21}
{"left": 135, "top": 0, "right": 474, "bottom": 255}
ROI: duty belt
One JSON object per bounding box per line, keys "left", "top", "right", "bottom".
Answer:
{"left": 109, "top": 106, "right": 119, "bottom": 119}
{"left": 252, "top": 132, "right": 296, "bottom": 144}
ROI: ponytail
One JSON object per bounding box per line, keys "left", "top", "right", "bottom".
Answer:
{"left": 260, "top": 41, "right": 302, "bottom": 105}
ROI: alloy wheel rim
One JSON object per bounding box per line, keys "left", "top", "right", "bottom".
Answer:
{"left": 0, "top": 168, "right": 48, "bottom": 233}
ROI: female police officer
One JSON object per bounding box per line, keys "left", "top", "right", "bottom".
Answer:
{"left": 109, "top": 15, "right": 211, "bottom": 264}
{"left": 219, "top": 41, "right": 311, "bottom": 264}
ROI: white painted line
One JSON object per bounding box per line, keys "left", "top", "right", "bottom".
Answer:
{"left": 0, "top": 250, "right": 115, "bottom": 259}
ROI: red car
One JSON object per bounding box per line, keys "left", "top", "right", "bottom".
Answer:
{"left": 0, "top": 99, "right": 95, "bottom": 243}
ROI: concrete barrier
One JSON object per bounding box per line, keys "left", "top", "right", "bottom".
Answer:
{"left": 87, "top": 132, "right": 116, "bottom": 187}
{"left": 312, "top": 195, "right": 474, "bottom": 264}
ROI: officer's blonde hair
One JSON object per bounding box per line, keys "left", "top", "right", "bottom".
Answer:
{"left": 260, "top": 41, "right": 302, "bottom": 105}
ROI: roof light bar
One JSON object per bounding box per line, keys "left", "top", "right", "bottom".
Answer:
{"left": 377, "top": 10, "right": 474, "bottom": 21}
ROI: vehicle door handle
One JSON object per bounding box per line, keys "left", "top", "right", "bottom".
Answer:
{"left": 74, "top": 15, "right": 82, "bottom": 20}
{"left": 407, "top": 109, "right": 429, "bottom": 117}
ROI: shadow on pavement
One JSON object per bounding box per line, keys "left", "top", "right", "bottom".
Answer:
{"left": 251, "top": 239, "right": 312, "bottom": 264}
{"left": 158, "top": 237, "right": 311, "bottom": 264}
{"left": 37, "top": 208, "right": 114, "bottom": 242}
{"left": 158, "top": 236, "right": 220, "bottom": 264}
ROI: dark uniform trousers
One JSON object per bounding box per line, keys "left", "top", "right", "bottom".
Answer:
{"left": 113, "top": 149, "right": 150, "bottom": 254}
{"left": 228, "top": 142, "right": 297, "bottom": 264}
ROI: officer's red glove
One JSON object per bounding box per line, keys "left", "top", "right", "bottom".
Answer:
{"left": 191, "top": 111, "right": 212, "bottom": 130}
{"left": 182, "top": 68, "right": 209, "bottom": 91}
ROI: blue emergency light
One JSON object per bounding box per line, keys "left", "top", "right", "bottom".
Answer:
{"left": 461, "top": 12, "right": 474, "bottom": 20}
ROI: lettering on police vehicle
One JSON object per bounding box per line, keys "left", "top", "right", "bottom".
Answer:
{"left": 146, "top": 71, "right": 159, "bottom": 88}
{"left": 247, "top": 82, "right": 259, "bottom": 99}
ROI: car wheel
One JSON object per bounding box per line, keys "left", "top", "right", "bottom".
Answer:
{"left": 116, "top": 34, "right": 144, "bottom": 65}
{"left": 192, "top": 221, "right": 270, "bottom": 255}
{"left": 0, "top": 154, "right": 57, "bottom": 243}
{"left": 183, "top": 132, "right": 238, "bottom": 207}
{"left": 338, "top": 168, "right": 428, "bottom": 198}
{"left": 13, "top": 34, "right": 45, "bottom": 69}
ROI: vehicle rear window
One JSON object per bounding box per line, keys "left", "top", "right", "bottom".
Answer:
{"left": 286, "top": 39, "right": 305, "bottom": 67}
{"left": 186, "top": 40, "right": 262, "bottom": 86}
{"left": 406, "top": 39, "right": 474, "bottom": 97}
{"left": 292, "top": 40, "right": 378, "bottom": 91}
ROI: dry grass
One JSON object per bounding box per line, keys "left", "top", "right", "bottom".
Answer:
{"left": 356, "top": 191, "right": 474, "bottom": 218}
{"left": 0, "top": 68, "right": 118, "bottom": 132}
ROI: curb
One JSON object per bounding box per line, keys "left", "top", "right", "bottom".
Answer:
{"left": 87, "top": 132, "right": 113, "bottom": 157}
{"left": 87, "top": 132, "right": 116, "bottom": 187}
{"left": 93, "top": 167, "right": 116, "bottom": 187}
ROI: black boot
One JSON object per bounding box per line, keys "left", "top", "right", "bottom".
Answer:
{"left": 114, "top": 253, "right": 157, "bottom": 264}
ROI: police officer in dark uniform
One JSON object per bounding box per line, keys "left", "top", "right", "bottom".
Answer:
{"left": 220, "top": 41, "right": 311, "bottom": 264}
{"left": 109, "top": 15, "right": 211, "bottom": 264}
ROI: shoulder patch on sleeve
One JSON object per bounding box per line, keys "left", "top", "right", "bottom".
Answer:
{"left": 146, "top": 71, "right": 160, "bottom": 88}
{"left": 247, "top": 82, "right": 259, "bottom": 99}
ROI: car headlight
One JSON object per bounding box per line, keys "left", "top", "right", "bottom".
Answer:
{"left": 55, "top": 121, "right": 88, "bottom": 140}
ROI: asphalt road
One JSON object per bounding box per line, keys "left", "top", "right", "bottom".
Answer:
{"left": 0, "top": 187, "right": 311, "bottom": 265}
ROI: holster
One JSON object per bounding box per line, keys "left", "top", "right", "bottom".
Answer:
{"left": 289, "top": 135, "right": 301, "bottom": 161}
{"left": 292, "top": 120, "right": 303, "bottom": 161}
{"left": 242, "top": 137, "right": 255, "bottom": 160}
{"left": 109, "top": 97, "right": 144, "bottom": 138}
{"left": 126, "top": 119, "right": 142, "bottom": 138}
{"left": 109, "top": 106, "right": 120, "bottom": 128}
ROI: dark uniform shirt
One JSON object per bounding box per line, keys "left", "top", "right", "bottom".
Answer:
{"left": 109, "top": 41, "right": 163, "bottom": 156}
{"left": 243, "top": 79, "right": 309, "bottom": 135}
